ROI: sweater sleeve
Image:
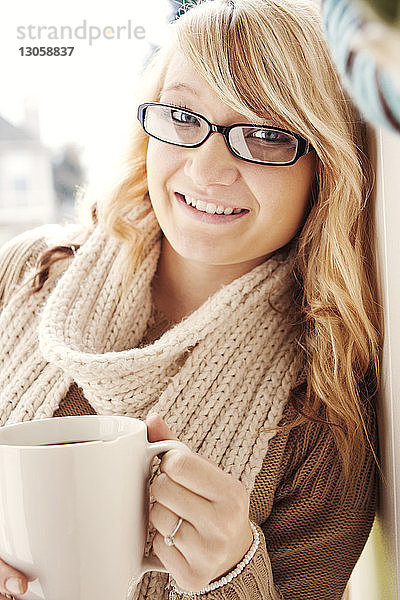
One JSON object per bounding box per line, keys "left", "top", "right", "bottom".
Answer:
{"left": 192, "top": 409, "right": 377, "bottom": 600}
{"left": 0, "top": 226, "right": 49, "bottom": 310}
{"left": 0, "top": 223, "right": 90, "bottom": 311}
{"left": 260, "top": 412, "right": 378, "bottom": 600}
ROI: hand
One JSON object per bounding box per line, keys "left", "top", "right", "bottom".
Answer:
{"left": 0, "top": 557, "right": 31, "bottom": 599}
{"left": 146, "top": 414, "right": 253, "bottom": 593}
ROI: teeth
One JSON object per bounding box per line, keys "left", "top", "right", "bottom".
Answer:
{"left": 196, "top": 200, "right": 207, "bottom": 211}
{"left": 184, "top": 194, "right": 243, "bottom": 216}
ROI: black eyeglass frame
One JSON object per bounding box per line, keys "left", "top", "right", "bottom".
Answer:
{"left": 137, "top": 102, "right": 314, "bottom": 166}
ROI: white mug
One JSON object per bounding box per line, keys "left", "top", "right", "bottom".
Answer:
{"left": 0, "top": 415, "right": 188, "bottom": 600}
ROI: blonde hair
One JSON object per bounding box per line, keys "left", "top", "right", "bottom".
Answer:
{"left": 38, "top": 0, "right": 384, "bottom": 496}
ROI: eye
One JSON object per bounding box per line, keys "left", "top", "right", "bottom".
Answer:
{"left": 249, "top": 129, "right": 282, "bottom": 142}
{"left": 170, "top": 106, "right": 201, "bottom": 126}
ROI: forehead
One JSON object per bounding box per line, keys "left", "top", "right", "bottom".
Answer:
{"left": 160, "top": 51, "right": 269, "bottom": 126}
{"left": 161, "top": 52, "right": 200, "bottom": 94}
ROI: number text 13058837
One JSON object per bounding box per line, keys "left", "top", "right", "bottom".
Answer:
{"left": 18, "top": 46, "right": 74, "bottom": 56}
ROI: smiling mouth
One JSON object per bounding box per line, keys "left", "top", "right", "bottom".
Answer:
{"left": 176, "top": 193, "right": 249, "bottom": 216}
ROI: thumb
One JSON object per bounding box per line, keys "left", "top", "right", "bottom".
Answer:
{"left": 146, "top": 413, "right": 178, "bottom": 443}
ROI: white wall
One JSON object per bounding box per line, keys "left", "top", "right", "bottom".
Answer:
{"left": 348, "top": 127, "right": 400, "bottom": 600}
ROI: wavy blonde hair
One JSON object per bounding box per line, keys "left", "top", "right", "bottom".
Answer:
{"left": 34, "top": 0, "right": 383, "bottom": 496}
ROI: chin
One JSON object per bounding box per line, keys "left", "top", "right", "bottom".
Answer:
{"left": 170, "top": 237, "right": 230, "bottom": 265}
{"left": 179, "top": 247, "right": 224, "bottom": 264}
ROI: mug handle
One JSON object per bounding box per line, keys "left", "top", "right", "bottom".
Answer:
{"left": 141, "top": 438, "right": 190, "bottom": 576}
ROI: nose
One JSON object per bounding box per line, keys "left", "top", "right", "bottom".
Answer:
{"left": 183, "top": 131, "right": 240, "bottom": 187}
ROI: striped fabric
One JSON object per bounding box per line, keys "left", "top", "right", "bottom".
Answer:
{"left": 322, "top": 0, "right": 400, "bottom": 133}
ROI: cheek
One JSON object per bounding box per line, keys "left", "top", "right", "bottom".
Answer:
{"left": 253, "top": 164, "right": 315, "bottom": 235}
{"left": 146, "top": 140, "right": 180, "bottom": 188}
{"left": 146, "top": 141, "right": 163, "bottom": 187}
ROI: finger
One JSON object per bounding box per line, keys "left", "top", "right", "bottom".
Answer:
{"left": 150, "top": 473, "right": 213, "bottom": 534}
{"left": 160, "top": 448, "right": 232, "bottom": 501}
{"left": 150, "top": 502, "right": 195, "bottom": 550}
{"left": 146, "top": 413, "right": 178, "bottom": 443}
{"left": 150, "top": 501, "right": 181, "bottom": 535}
{"left": 152, "top": 532, "right": 202, "bottom": 592}
{"left": 150, "top": 501, "right": 214, "bottom": 570}
{"left": 0, "top": 559, "right": 28, "bottom": 596}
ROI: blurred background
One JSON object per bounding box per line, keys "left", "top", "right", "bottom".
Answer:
{"left": 0, "top": 0, "right": 183, "bottom": 245}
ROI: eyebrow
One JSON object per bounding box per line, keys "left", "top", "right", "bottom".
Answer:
{"left": 161, "top": 83, "right": 198, "bottom": 95}
{"left": 160, "top": 82, "right": 284, "bottom": 128}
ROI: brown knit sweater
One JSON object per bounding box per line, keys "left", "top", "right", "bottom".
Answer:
{"left": 53, "top": 303, "right": 377, "bottom": 600}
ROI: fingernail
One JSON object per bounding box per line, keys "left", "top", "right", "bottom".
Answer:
{"left": 5, "top": 577, "right": 24, "bottom": 594}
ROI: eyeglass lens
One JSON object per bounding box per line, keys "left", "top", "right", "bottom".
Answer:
{"left": 144, "top": 104, "right": 299, "bottom": 164}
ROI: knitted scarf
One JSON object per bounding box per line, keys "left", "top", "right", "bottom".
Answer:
{"left": 0, "top": 199, "right": 301, "bottom": 599}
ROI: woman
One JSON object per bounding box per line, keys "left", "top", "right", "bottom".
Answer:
{"left": 0, "top": 0, "right": 382, "bottom": 599}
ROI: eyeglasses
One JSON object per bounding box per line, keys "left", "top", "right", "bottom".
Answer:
{"left": 137, "top": 102, "right": 314, "bottom": 166}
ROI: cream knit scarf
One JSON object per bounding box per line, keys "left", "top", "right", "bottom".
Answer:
{"left": 0, "top": 199, "right": 301, "bottom": 599}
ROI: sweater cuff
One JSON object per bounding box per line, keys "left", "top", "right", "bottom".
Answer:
{"left": 168, "top": 524, "right": 283, "bottom": 600}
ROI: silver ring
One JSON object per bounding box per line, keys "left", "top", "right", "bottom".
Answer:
{"left": 164, "top": 517, "right": 183, "bottom": 547}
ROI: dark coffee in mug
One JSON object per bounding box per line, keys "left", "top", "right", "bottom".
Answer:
{"left": 36, "top": 440, "right": 98, "bottom": 445}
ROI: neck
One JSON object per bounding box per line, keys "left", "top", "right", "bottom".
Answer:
{"left": 151, "top": 237, "right": 267, "bottom": 323}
